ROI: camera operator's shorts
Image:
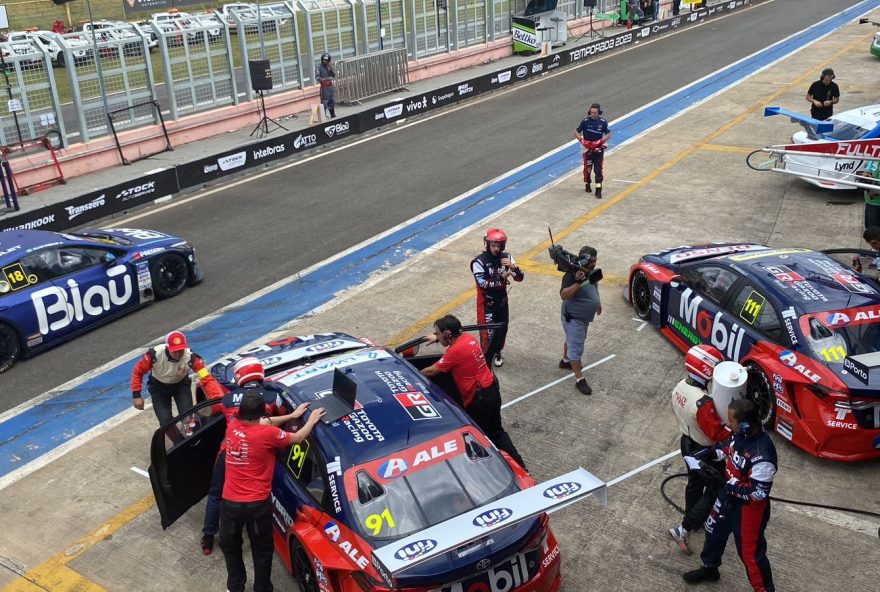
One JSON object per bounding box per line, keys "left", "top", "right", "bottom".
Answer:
{"left": 561, "top": 314, "right": 589, "bottom": 362}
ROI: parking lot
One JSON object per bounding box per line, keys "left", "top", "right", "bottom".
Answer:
{"left": 1, "top": 8, "right": 879, "bottom": 592}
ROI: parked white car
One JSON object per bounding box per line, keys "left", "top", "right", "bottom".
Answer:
{"left": 6, "top": 31, "right": 92, "bottom": 67}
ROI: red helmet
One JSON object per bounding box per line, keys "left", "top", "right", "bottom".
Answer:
{"left": 233, "top": 356, "right": 265, "bottom": 387}
{"left": 484, "top": 228, "right": 507, "bottom": 251}
{"left": 166, "top": 331, "right": 188, "bottom": 353}
{"left": 685, "top": 345, "right": 723, "bottom": 383}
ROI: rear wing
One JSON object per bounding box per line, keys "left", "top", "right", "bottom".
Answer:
{"left": 764, "top": 106, "right": 834, "bottom": 138}
{"left": 371, "top": 467, "right": 606, "bottom": 588}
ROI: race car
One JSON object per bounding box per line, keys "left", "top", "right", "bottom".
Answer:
{"left": 0, "top": 227, "right": 201, "bottom": 372}
{"left": 625, "top": 243, "right": 880, "bottom": 461}
{"left": 150, "top": 331, "right": 606, "bottom": 591}
{"left": 860, "top": 17, "right": 880, "bottom": 57}
{"left": 748, "top": 105, "right": 880, "bottom": 190}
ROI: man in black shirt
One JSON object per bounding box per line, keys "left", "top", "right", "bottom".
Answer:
{"left": 806, "top": 68, "right": 839, "bottom": 121}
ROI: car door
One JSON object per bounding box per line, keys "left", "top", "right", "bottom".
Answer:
{"left": 273, "top": 436, "right": 332, "bottom": 533}
{"left": 667, "top": 264, "right": 749, "bottom": 360}
{"left": 149, "top": 398, "right": 225, "bottom": 529}
{"left": 28, "top": 245, "right": 136, "bottom": 341}
{"left": 725, "top": 282, "right": 790, "bottom": 348}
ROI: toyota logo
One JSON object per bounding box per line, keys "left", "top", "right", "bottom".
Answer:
{"left": 476, "top": 558, "right": 491, "bottom": 570}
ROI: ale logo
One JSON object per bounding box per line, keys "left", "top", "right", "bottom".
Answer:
{"left": 378, "top": 458, "right": 408, "bottom": 479}
{"left": 324, "top": 521, "right": 341, "bottom": 542}
{"left": 472, "top": 507, "right": 513, "bottom": 528}
{"left": 543, "top": 481, "right": 582, "bottom": 500}
{"left": 779, "top": 350, "right": 797, "bottom": 367}
{"left": 394, "top": 539, "right": 437, "bottom": 561}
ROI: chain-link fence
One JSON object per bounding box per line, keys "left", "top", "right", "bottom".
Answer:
{"left": 0, "top": 39, "right": 64, "bottom": 146}
{"left": 153, "top": 14, "right": 238, "bottom": 119}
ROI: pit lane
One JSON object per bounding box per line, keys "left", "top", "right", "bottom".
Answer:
{"left": 2, "top": 1, "right": 880, "bottom": 591}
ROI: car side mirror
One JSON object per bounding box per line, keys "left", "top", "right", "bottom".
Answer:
{"left": 669, "top": 274, "right": 682, "bottom": 287}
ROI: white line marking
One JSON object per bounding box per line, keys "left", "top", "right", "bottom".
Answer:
{"left": 502, "top": 355, "right": 616, "bottom": 409}
{"left": 610, "top": 178, "right": 640, "bottom": 184}
{"left": 631, "top": 318, "right": 649, "bottom": 331}
{"left": 130, "top": 466, "right": 150, "bottom": 478}
{"left": 607, "top": 450, "right": 680, "bottom": 486}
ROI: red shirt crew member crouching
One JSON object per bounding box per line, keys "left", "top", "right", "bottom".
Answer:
{"left": 421, "top": 314, "right": 526, "bottom": 471}
{"left": 130, "top": 331, "right": 222, "bottom": 426}
{"left": 220, "top": 392, "right": 325, "bottom": 592}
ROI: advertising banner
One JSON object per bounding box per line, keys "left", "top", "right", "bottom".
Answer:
{"left": 512, "top": 17, "right": 540, "bottom": 54}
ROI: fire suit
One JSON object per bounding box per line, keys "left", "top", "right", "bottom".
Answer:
{"left": 576, "top": 116, "right": 610, "bottom": 188}
{"left": 203, "top": 385, "right": 285, "bottom": 540}
{"left": 701, "top": 430, "right": 777, "bottom": 592}
{"left": 471, "top": 251, "right": 524, "bottom": 359}
{"left": 671, "top": 377, "right": 731, "bottom": 532}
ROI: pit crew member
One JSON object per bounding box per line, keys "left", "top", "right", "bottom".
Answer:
{"left": 471, "top": 228, "right": 524, "bottom": 367}
{"left": 421, "top": 314, "right": 527, "bottom": 469}
{"left": 575, "top": 103, "right": 612, "bottom": 198}
{"left": 806, "top": 68, "right": 839, "bottom": 121}
{"left": 683, "top": 399, "right": 777, "bottom": 592}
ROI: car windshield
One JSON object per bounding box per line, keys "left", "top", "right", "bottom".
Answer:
{"left": 349, "top": 433, "right": 515, "bottom": 543}
{"left": 70, "top": 231, "right": 133, "bottom": 246}
{"left": 827, "top": 120, "right": 870, "bottom": 141}
{"left": 802, "top": 311, "right": 880, "bottom": 362}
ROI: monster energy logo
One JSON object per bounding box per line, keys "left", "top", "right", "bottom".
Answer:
{"left": 671, "top": 318, "right": 700, "bottom": 345}
{"left": 740, "top": 291, "right": 765, "bottom": 325}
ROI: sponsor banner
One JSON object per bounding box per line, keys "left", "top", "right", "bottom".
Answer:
{"left": 0, "top": 168, "right": 179, "bottom": 232}
{"left": 512, "top": 17, "right": 540, "bottom": 52}
{"left": 567, "top": 30, "right": 636, "bottom": 64}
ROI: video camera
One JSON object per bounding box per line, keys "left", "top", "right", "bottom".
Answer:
{"left": 547, "top": 228, "right": 603, "bottom": 284}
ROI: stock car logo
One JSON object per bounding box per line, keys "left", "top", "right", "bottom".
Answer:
{"left": 394, "top": 539, "right": 438, "bottom": 561}
{"left": 543, "top": 481, "right": 582, "bottom": 500}
{"left": 378, "top": 458, "right": 408, "bottom": 479}
{"left": 324, "top": 521, "right": 341, "bottom": 542}
{"left": 393, "top": 391, "right": 441, "bottom": 420}
{"left": 472, "top": 507, "right": 513, "bottom": 528}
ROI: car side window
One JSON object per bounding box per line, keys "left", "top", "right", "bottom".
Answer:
{"left": 681, "top": 265, "right": 739, "bottom": 304}
{"left": 729, "top": 284, "right": 786, "bottom": 344}
{"left": 283, "top": 438, "right": 327, "bottom": 505}
{"left": 21, "top": 247, "right": 108, "bottom": 281}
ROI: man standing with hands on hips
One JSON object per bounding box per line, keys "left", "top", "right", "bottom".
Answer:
{"left": 575, "top": 103, "right": 612, "bottom": 198}
{"left": 559, "top": 246, "right": 601, "bottom": 395}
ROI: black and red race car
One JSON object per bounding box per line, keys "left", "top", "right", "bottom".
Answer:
{"left": 625, "top": 244, "right": 880, "bottom": 461}
{"left": 150, "top": 330, "right": 606, "bottom": 591}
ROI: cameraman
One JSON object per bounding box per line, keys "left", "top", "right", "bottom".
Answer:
{"left": 559, "top": 246, "right": 601, "bottom": 395}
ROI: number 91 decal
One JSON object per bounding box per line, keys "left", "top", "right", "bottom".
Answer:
{"left": 365, "top": 508, "right": 395, "bottom": 535}
{"left": 287, "top": 440, "right": 310, "bottom": 479}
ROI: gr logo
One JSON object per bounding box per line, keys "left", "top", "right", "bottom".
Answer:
{"left": 740, "top": 291, "right": 765, "bottom": 325}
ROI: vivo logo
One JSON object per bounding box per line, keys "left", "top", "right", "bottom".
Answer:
{"left": 394, "top": 539, "right": 437, "bottom": 561}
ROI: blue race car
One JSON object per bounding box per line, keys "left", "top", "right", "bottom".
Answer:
{"left": 625, "top": 244, "right": 880, "bottom": 461}
{"left": 150, "top": 331, "right": 605, "bottom": 592}
{"left": 0, "top": 227, "right": 202, "bottom": 372}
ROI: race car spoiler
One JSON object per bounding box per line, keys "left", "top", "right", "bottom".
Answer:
{"left": 371, "top": 467, "right": 607, "bottom": 587}
{"left": 763, "top": 107, "right": 834, "bottom": 136}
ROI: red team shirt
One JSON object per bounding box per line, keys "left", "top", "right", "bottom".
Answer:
{"left": 434, "top": 334, "right": 495, "bottom": 407}
{"left": 223, "top": 419, "right": 291, "bottom": 502}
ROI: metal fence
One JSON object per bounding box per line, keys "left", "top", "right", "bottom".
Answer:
{"left": 0, "top": 40, "right": 64, "bottom": 146}
{"left": 335, "top": 47, "right": 409, "bottom": 104}
{"left": 358, "top": 0, "right": 407, "bottom": 53}
{"left": 234, "top": 3, "right": 305, "bottom": 101}
{"left": 297, "top": 0, "right": 359, "bottom": 62}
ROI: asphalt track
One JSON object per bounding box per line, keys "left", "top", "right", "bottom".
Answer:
{"left": 1, "top": 0, "right": 865, "bottom": 407}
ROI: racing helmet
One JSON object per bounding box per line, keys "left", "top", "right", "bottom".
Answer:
{"left": 710, "top": 361, "right": 747, "bottom": 421}
{"left": 233, "top": 356, "right": 265, "bottom": 387}
{"left": 321, "top": 52, "right": 331, "bottom": 62}
{"left": 685, "top": 344, "right": 723, "bottom": 385}
{"left": 483, "top": 228, "right": 507, "bottom": 251}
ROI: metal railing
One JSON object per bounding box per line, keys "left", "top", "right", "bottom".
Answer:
{"left": 234, "top": 3, "right": 305, "bottom": 101}
{"left": 335, "top": 47, "right": 408, "bottom": 104}
{"left": 0, "top": 40, "right": 65, "bottom": 146}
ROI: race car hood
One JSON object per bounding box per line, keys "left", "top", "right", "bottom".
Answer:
{"left": 76, "top": 227, "right": 181, "bottom": 248}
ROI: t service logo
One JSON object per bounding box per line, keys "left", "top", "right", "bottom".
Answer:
{"left": 383, "top": 104, "right": 404, "bottom": 119}
{"left": 515, "top": 65, "right": 528, "bottom": 79}
{"left": 293, "top": 134, "right": 316, "bottom": 150}
{"left": 324, "top": 121, "right": 350, "bottom": 137}
{"left": 66, "top": 195, "right": 106, "bottom": 221}
{"left": 217, "top": 151, "right": 246, "bottom": 171}
{"left": 115, "top": 181, "right": 156, "bottom": 202}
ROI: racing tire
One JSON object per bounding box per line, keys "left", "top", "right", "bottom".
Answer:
{"left": 744, "top": 362, "right": 776, "bottom": 428}
{"left": 150, "top": 254, "right": 189, "bottom": 299}
{"left": 290, "top": 538, "right": 320, "bottom": 592}
{"left": 630, "top": 270, "right": 651, "bottom": 320}
{"left": 0, "top": 323, "right": 22, "bottom": 374}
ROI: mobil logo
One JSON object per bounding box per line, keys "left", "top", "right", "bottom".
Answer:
{"left": 378, "top": 458, "right": 408, "bottom": 479}
{"left": 472, "top": 507, "right": 513, "bottom": 528}
{"left": 678, "top": 288, "right": 747, "bottom": 360}
{"left": 324, "top": 521, "right": 341, "bottom": 542}
{"left": 543, "top": 481, "right": 582, "bottom": 500}
{"left": 394, "top": 538, "right": 437, "bottom": 561}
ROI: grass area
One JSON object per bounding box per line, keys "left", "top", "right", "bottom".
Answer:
{"left": 4, "top": 0, "right": 220, "bottom": 32}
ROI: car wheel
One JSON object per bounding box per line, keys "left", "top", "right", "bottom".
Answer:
{"left": 290, "top": 538, "right": 320, "bottom": 592}
{"left": 745, "top": 362, "right": 776, "bottom": 428}
{"left": 630, "top": 270, "right": 651, "bottom": 320}
{"left": 0, "top": 323, "right": 22, "bottom": 373}
{"left": 150, "top": 254, "right": 189, "bottom": 299}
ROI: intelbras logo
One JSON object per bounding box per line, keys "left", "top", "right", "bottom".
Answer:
{"left": 383, "top": 104, "right": 403, "bottom": 119}
{"left": 217, "top": 151, "right": 246, "bottom": 172}
{"left": 293, "top": 134, "right": 317, "bottom": 150}
{"left": 66, "top": 195, "right": 106, "bottom": 221}
{"left": 254, "top": 143, "right": 286, "bottom": 158}
{"left": 324, "top": 121, "right": 350, "bottom": 137}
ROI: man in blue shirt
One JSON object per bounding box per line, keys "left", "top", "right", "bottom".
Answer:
{"left": 575, "top": 104, "right": 612, "bottom": 198}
